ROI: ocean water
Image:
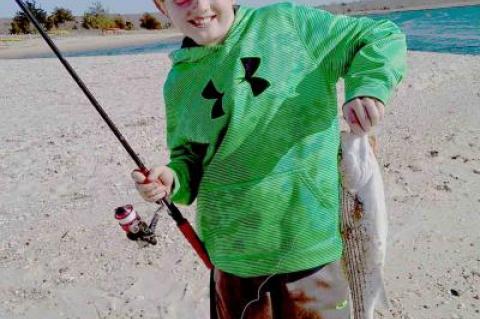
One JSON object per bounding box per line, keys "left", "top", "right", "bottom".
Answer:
{"left": 34, "top": 4, "right": 480, "bottom": 58}
{"left": 364, "top": 4, "right": 480, "bottom": 55}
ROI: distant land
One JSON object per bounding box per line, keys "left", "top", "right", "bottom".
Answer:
{"left": 0, "top": 12, "right": 170, "bottom": 35}
{"left": 321, "top": 0, "right": 480, "bottom": 14}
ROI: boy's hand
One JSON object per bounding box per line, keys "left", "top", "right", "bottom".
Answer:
{"left": 342, "top": 97, "right": 385, "bottom": 135}
{"left": 131, "top": 166, "right": 175, "bottom": 203}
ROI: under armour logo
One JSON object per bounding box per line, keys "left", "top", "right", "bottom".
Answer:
{"left": 201, "top": 57, "right": 270, "bottom": 120}
{"left": 240, "top": 57, "right": 270, "bottom": 97}
{"left": 202, "top": 80, "right": 225, "bottom": 119}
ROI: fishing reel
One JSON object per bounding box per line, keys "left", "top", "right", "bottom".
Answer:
{"left": 114, "top": 204, "right": 161, "bottom": 248}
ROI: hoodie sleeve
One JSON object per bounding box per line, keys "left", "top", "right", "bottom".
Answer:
{"left": 293, "top": 4, "right": 407, "bottom": 105}
{"left": 166, "top": 142, "right": 206, "bottom": 205}
{"left": 163, "top": 81, "right": 207, "bottom": 206}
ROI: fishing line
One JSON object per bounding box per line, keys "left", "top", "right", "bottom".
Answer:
{"left": 240, "top": 217, "right": 305, "bottom": 318}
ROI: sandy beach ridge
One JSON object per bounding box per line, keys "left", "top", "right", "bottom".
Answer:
{"left": 0, "top": 29, "right": 184, "bottom": 59}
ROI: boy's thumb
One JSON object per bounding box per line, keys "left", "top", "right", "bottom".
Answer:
{"left": 131, "top": 170, "right": 148, "bottom": 183}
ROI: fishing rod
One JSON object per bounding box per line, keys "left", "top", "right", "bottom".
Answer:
{"left": 14, "top": 0, "right": 212, "bottom": 269}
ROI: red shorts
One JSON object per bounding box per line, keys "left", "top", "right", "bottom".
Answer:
{"left": 210, "top": 260, "right": 351, "bottom": 319}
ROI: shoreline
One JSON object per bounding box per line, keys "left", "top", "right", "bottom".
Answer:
{"left": 0, "top": 30, "right": 183, "bottom": 59}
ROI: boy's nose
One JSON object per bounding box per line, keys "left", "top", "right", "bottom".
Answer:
{"left": 193, "top": 0, "right": 212, "bottom": 13}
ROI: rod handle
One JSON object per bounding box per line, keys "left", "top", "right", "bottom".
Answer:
{"left": 178, "top": 220, "right": 213, "bottom": 269}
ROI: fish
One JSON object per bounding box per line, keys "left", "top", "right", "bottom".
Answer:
{"left": 340, "top": 132, "right": 389, "bottom": 319}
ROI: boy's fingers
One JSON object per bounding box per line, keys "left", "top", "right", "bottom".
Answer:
{"left": 149, "top": 192, "right": 167, "bottom": 203}
{"left": 375, "top": 100, "right": 385, "bottom": 121}
{"left": 145, "top": 185, "right": 167, "bottom": 197}
{"left": 343, "top": 101, "right": 357, "bottom": 123}
{"left": 157, "top": 185, "right": 170, "bottom": 196}
{"left": 147, "top": 167, "right": 162, "bottom": 182}
{"left": 145, "top": 187, "right": 163, "bottom": 197}
{"left": 136, "top": 182, "right": 156, "bottom": 193}
{"left": 145, "top": 188, "right": 160, "bottom": 197}
{"left": 352, "top": 99, "right": 370, "bottom": 133}
{"left": 350, "top": 122, "right": 364, "bottom": 136}
{"left": 148, "top": 167, "right": 169, "bottom": 184}
{"left": 363, "top": 98, "right": 380, "bottom": 127}
{"left": 342, "top": 101, "right": 363, "bottom": 135}
{"left": 132, "top": 166, "right": 172, "bottom": 202}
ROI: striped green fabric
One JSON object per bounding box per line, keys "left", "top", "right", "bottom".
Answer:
{"left": 164, "top": 1, "right": 407, "bottom": 277}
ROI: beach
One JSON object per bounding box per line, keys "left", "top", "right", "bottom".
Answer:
{"left": 1, "top": 48, "right": 479, "bottom": 318}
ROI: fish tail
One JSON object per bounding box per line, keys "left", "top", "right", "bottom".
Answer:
{"left": 379, "top": 272, "right": 390, "bottom": 309}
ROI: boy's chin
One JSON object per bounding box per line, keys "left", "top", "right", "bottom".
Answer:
{"left": 189, "top": 32, "right": 226, "bottom": 46}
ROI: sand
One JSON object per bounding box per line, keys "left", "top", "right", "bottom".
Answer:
{"left": 1, "top": 49, "right": 479, "bottom": 318}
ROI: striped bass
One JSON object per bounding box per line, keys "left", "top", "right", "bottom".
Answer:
{"left": 340, "top": 132, "right": 389, "bottom": 319}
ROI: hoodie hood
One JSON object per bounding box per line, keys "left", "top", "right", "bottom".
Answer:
{"left": 168, "top": 5, "right": 249, "bottom": 65}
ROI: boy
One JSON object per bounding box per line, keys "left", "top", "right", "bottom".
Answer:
{"left": 132, "top": 0, "right": 407, "bottom": 318}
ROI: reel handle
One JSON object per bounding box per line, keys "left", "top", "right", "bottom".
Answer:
{"left": 132, "top": 168, "right": 213, "bottom": 269}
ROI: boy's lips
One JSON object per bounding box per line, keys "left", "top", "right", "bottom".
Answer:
{"left": 188, "top": 15, "right": 217, "bottom": 28}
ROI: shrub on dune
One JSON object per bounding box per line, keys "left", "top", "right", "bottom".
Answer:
{"left": 82, "top": 14, "right": 115, "bottom": 29}
{"left": 9, "top": 20, "right": 22, "bottom": 34}
{"left": 50, "top": 7, "right": 75, "bottom": 28}
{"left": 10, "top": 0, "right": 48, "bottom": 34}
{"left": 82, "top": 2, "right": 114, "bottom": 30}
{"left": 140, "top": 13, "right": 162, "bottom": 30}
{"left": 113, "top": 16, "right": 126, "bottom": 29}
{"left": 125, "top": 20, "right": 134, "bottom": 30}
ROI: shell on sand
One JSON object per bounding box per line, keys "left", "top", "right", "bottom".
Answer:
{"left": 340, "top": 132, "right": 389, "bottom": 319}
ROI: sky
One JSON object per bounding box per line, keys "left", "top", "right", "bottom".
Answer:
{"left": 0, "top": 0, "right": 354, "bottom": 18}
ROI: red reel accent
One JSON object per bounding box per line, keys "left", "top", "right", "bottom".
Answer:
{"left": 115, "top": 204, "right": 133, "bottom": 220}
{"left": 114, "top": 204, "right": 141, "bottom": 233}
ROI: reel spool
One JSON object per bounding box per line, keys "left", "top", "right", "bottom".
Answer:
{"left": 114, "top": 205, "right": 158, "bottom": 246}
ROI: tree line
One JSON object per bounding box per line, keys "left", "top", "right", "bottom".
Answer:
{"left": 10, "top": 1, "right": 170, "bottom": 34}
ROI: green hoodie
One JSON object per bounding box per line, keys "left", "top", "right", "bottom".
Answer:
{"left": 164, "top": 1, "right": 407, "bottom": 277}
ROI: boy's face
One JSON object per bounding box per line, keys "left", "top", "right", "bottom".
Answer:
{"left": 153, "top": 0, "right": 236, "bottom": 46}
